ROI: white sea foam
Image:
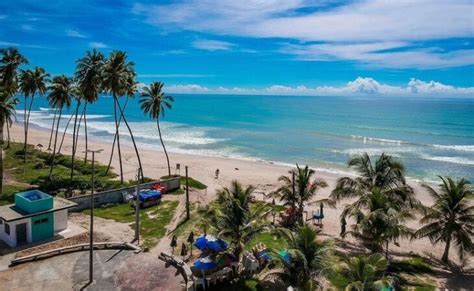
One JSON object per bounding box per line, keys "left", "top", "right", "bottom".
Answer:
{"left": 432, "top": 144, "right": 474, "bottom": 152}
{"left": 350, "top": 135, "right": 405, "bottom": 145}
{"left": 420, "top": 155, "right": 474, "bottom": 165}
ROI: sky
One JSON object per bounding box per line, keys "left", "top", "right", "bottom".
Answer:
{"left": 1, "top": 0, "right": 474, "bottom": 96}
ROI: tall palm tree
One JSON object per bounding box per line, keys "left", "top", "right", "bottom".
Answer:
{"left": 329, "top": 253, "right": 392, "bottom": 290}
{"left": 330, "top": 153, "right": 417, "bottom": 207}
{"left": 341, "top": 188, "right": 414, "bottom": 255}
{"left": 0, "top": 47, "right": 28, "bottom": 95}
{"left": 274, "top": 164, "right": 328, "bottom": 226}
{"left": 208, "top": 180, "right": 272, "bottom": 261}
{"left": 101, "top": 51, "right": 143, "bottom": 182}
{"left": 415, "top": 177, "right": 473, "bottom": 264}
{"left": 47, "top": 76, "right": 73, "bottom": 179}
{"left": 75, "top": 49, "right": 104, "bottom": 162}
{"left": 69, "top": 91, "right": 82, "bottom": 179}
{"left": 0, "top": 93, "right": 17, "bottom": 197}
{"left": 263, "top": 225, "right": 333, "bottom": 289}
{"left": 139, "top": 82, "right": 174, "bottom": 176}
{"left": 19, "top": 67, "right": 49, "bottom": 161}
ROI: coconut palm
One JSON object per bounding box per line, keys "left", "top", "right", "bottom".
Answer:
{"left": 341, "top": 188, "right": 414, "bottom": 255}
{"left": 330, "top": 153, "right": 417, "bottom": 207}
{"left": 19, "top": 67, "right": 49, "bottom": 162}
{"left": 75, "top": 49, "right": 104, "bottom": 162}
{"left": 101, "top": 51, "right": 143, "bottom": 182}
{"left": 47, "top": 75, "right": 73, "bottom": 179}
{"left": 263, "top": 225, "right": 333, "bottom": 289}
{"left": 274, "top": 164, "right": 328, "bottom": 226}
{"left": 69, "top": 91, "right": 82, "bottom": 179}
{"left": 0, "top": 47, "right": 28, "bottom": 95}
{"left": 415, "top": 177, "right": 473, "bottom": 264}
{"left": 208, "top": 180, "right": 272, "bottom": 261}
{"left": 329, "top": 253, "right": 392, "bottom": 290}
{"left": 139, "top": 82, "right": 174, "bottom": 176}
{"left": 0, "top": 93, "right": 17, "bottom": 197}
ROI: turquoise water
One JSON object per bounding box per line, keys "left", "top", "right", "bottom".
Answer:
{"left": 19, "top": 94, "right": 474, "bottom": 182}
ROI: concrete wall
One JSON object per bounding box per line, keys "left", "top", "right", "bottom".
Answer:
{"left": 0, "top": 217, "right": 32, "bottom": 248}
{"left": 68, "top": 177, "right": 180, "bottom": 212}
{"left": 54, "top": 210, "right": 68, "bottom": 233}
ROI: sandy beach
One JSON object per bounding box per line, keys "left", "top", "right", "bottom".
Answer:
{"left": 7, "top": 121, "right": 472, "bottom": 272}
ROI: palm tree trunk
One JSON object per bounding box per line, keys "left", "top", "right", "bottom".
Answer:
{"left": 70, "top": 101, "right": 81, "bottom": 180}
{"left": 116, "top": 99, "right": 144, "bottom": 180}
{"left": 84, "top": 103, "right": 88, "bottom": 162}
{"left": 23, "top": 96, "right": 27, "bottom": 160}
{"left": 112, "top": 95, "right": 124, "bottom": 183}
{"left": 6, "top": 123, "right": 10, "bottom": 149}
{"left": 0, "top": 119, "right": 4, "bottom": 197}
{"left": 48, "top": 109, "right": 58, "bottom": 150}
{"left": 106, "top": 98, "right": 128, "bottom": 175}
{"left": 57, "top": 112, "right": 74, "bottom": 153}
{"left": 156, "top": 119, "right": 171, "bottom": 176}
{"left": 23, "top": 93, "right": 35, "bottom": 162}
{"left": 49, "top": 109, "right": 62, "bottom": 180}
{"left": 441, "top": 237, "right": 451, "bottom": 264}
{"left": 385, "top": 240, "right": 389, "bottom": 259}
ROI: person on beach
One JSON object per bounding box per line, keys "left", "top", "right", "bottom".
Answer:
{"left": 215, "top": 168, "right": 220, "bottom": 179}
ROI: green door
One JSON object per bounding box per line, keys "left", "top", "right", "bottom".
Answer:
{"left": 31, "top": 212, "right": 54, "bottom": 242}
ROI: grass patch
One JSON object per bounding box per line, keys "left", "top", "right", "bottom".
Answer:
{"left": 84, "top": 200, "right": 178, "bottom": 249}
{"left": 389, "top": 255, "right": 433, "bottom": 274}
{"left": 246, "top": 231, "right": 288, "bottom": 252}
{"left": 161, "top": 175, "right": 207, "bottom": 190}
{"left": 1, "top": 142, "right": 151, "bottom": 204}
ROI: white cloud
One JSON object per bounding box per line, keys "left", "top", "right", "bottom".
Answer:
{"left": 66, "top": 29, "right": 86, "bottom": 38}
{"left": 89, "top": 41, "right": 108, "bottom": 49}
{"left": 138, "top": 74, "right": 213, "bottom": 78}
{"left": 192, "top": 39, "right": 235, "bottom": 51}
{"left": 160, "top": 77, "right": 474, "bottom": 97}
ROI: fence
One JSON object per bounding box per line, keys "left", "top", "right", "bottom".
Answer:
{"left": 68, "top": 177, "right": 181, "bottom": 211}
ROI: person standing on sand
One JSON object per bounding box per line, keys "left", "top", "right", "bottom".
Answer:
{"left": 215, "top": 168, "right": 220, "bottom": 179}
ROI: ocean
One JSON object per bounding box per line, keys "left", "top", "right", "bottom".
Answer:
{"left": 17, "top": 94, "right": 474, "bottom": 182}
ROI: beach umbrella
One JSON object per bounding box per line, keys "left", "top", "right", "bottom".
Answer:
{"left": 193, "top": 257, "right": 218, "bottom": 290}
{"left": 194, "top": 234, "right": 228, "bottom": 252}
{"left": 180, "top": 242, "right": 188, "bottom": 259}
{"left": 170, "top": 235, "right": 178, "bottom": 254}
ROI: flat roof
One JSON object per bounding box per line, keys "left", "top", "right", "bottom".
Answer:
{"left": 0, "top": 197, "right": 77, "bottom": 222}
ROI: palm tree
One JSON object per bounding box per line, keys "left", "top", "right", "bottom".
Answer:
{"left": 0, "top": 93, "right": 17, "bottom": 197}
{"left": 47, "top": 76, "right": 73, "bottom": 179}
{"left": 208, "top": 180, "right": 272, "bottom": 261}
{"left": 19, "top": 67, "right": 49, "bottom": 162}
{"left": 415, "top": 177, "right": 473, "bottom": 264}
{"left": 101, "top": 51, "right": 143, "bottom": 182}
{"left": 341, "top": 188, "right": 414, "bottom": 255}
{"left": 330, "top": 153, "right": 417, "bottom": 207}
{"left": 139, "top": 82, "right": 174, "bottom": 176}
{"left": 0, "top": 47, "right": 28, "bottom": 95}
{"left": 69, "top": 91, "right": 82, "bottom": 179}
{"left": 75, "top": 49, "right": 104, "bottom": 162}
{"left": 274, "top": 164, "right": 328, "bottom": 226}
{"left": 263, "top": 225, "right": 333, "bottom": 289}
{"left": 329, "top": 253, "right": 392, "bottom": 290}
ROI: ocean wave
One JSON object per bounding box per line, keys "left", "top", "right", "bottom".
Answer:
{"left": 420, "top": 155, "right": 474, "bottom": 165}
{"left": 350, "top": 135, "right": 406, "bottom": 145}
{"left": 39, "top": 107, "right": 51, "bottom": 111}
{"left": 432, "top": 144, "right": 474, "bottom": 152}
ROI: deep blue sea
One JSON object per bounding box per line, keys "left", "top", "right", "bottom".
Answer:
{"left": 18, "top": 94, "right": 474, "bottom": 182}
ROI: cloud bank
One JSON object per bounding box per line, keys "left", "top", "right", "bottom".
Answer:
{"left": 159, "top": 77, "right": 474, "bottom": 97}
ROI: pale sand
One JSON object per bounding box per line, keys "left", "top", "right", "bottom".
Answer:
{"left": 7, "top": 122, "right": 472, "bottom": 273}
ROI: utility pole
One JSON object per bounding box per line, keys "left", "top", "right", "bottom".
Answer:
{"left": 185, "top": 166, "right": 190, "bottom": 220}
{"left": 84, "top": 148, "right": 103, "bottom": 285}
{"left": 135, "top": 169, "right": 140, "bottom": 244}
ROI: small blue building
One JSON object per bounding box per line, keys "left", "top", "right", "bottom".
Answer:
{"left": 0, "top": 190, "right": 77, "bottom": 248}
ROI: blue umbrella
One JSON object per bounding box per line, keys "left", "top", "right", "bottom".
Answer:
{"left": 193, "top": 257, "right": 218, "bottom": 270}
{"left": 194, "top": 235, "right": 228, "bottom": 252}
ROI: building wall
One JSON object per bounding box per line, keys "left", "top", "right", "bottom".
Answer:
{"left": 31, "top": 212, "right": 54, "bottom": 243}
{"left": 54, "top": 210, "right": 68, "bottom": 233}
{"left": 0, "top": 218, "right": 32, "bottom": 247}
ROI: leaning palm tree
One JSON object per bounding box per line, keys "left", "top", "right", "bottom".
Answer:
{"left": 101, "top": 51, "right": 143, "bottom": 182}
{"left": 328, "top": 253, "right": 392, "bottom": 290}
{"left": 415, "top": 177, "right": 473, "bottom": 264}
{"left": 139, "top": 82, "right": 174, "bottom": 176}
{"left": 47, "top": 75, "right": 73, "bottom": 179}
{"left": 0, "top": 47, "right": 28, "bottom": 95}
{"left": 75, "top": 49, "right": 104, "bottom": 162}
{"left": 263, "top": 225, "right": 333, "bottom": 289}
{"left": 19, "top": 67, "right": 49, "bottom": 161}
{"left": 0, "top": 93, "right": 17, "bottom": 197}
{"left": 273, "top": 164, "right": 328, "bottom": 226}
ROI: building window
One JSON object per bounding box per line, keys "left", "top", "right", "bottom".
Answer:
{"left": 5, "top": 223, "right": 10, "bottom": 235}
{"left": 34, "top": 218, "right": 48, "bottom": 225}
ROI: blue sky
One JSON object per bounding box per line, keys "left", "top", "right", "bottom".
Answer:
{"left": 1, "top": 0, "right": 474, "bottom": 96}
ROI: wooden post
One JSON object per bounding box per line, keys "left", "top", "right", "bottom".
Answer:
{"left": 185, "top": 166, "right": 190, "bottom": 220}
{"left": 135, "top": 169, "right": 140, "bottom": 244}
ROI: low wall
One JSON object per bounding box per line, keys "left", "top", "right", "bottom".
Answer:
{"left": 68, "top": 177, "right": 180, "bottom": 212}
